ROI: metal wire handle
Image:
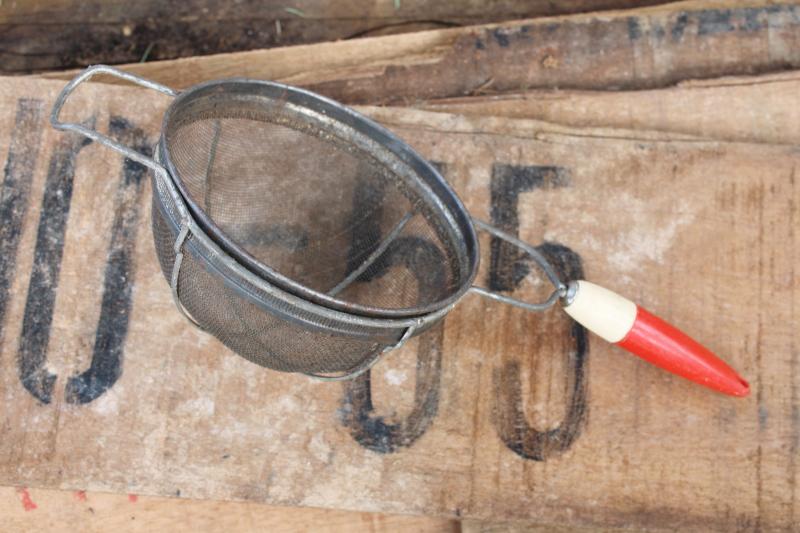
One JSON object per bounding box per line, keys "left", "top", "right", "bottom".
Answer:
{"left": 50, "top": 65, "right": 206, "bottom": 331}
{"left": 50, "top": 64, "right": 177, "bottom": 175}
{"left": 469, "top": 218, "right": 567, "bottom": 311}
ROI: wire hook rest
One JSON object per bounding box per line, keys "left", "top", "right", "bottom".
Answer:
{"left": 469, "top": 218, "right": 568, "bottom": 313}
{"left": 51, "top": 64, "right": 176, "bottom": 174}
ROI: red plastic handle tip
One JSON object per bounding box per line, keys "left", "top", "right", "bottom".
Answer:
{"left": 617, "top": 306, "right": 750, "bottom": 397}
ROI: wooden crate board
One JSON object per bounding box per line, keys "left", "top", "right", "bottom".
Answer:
{"left": 2, "top": 486, "right": 457, "bottom": 532}
{"left": 1, "top": 484, "right": 641, "bottom": 533}
{"left": 424, "top": 71, "right": 800, "bottom": 145}
{"left": 460, "top": 521, "right": 647, "bottom": 533}
{"left": 41, "top": 1, "right": 800, "bottom": 105}
{"left": 0, "top": 0, "right": 672, "bottom": 73}
{"left": 0, "top": 76, "right": 797, "bottom": 530}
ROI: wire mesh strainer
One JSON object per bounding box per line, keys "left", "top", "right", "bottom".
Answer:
{"left": 51, "top": 66, "right": 748, "bottom": 396}
{"left": 51, "top": 66, "right": 564, "bottom": 379}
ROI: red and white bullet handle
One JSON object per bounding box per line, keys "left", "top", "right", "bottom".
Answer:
{"left": 562, "top": 280, "right": 750, "bottom": 397}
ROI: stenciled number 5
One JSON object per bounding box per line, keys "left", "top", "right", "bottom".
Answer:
{"left": 488, "top": 163, "right": 589, "bottom": 461}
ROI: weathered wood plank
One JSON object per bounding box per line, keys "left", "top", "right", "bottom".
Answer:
{"left": 0, "top": 0, "right": 672, "bottom": 73}
{"left": 461, "top": 521, "right": 647, "bottom": 533}
{"left": 0, "top": 75, "right": 796, "bottom": 530}
{"left": 41, "top": 0, "right": 800, "bottom": 104}
{"left": 424, "top": 71, "right": 800, "bottom": 145}
{"left": 2, "top": 486, "right": 458, "bottom": 532}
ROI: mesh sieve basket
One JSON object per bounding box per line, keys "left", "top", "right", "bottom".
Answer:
{"left": 51, "top": 66, "right": 567, "bottom": 380}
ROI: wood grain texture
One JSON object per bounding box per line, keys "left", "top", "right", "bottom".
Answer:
{"left": 0, "top": 75, "right": 797, "bottom": 530}
{"left": 461, "top": 521, "right": 647, "bottom": 533}
{"left": 41, "top": 0, "right": 800, "bottom": 103}
{"left": 2, "top": 486, "right": 458, "bottom": 532}
{"left": 424, "top": 71, "right": 800, "bottom": 145}
{"left": 0, "top": 0, "right": 672, "bottom": 73}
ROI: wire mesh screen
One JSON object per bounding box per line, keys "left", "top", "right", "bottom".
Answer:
{"left": 162, "top": 89, "right": 468, "bottom": 317}
{"left": 152, "top": 196, "right": 390, "bottom": 373}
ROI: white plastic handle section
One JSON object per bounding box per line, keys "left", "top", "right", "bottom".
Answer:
{"left": 562, "top": 280, "right": 636, "bottom": 343}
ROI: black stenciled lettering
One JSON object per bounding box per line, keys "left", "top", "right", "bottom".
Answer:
{"left": 490, "top": 164, "right": 570, "bottom": 291}
{"left": 65, "top": 116, "right": 150, "bottom": 404}
{"left": 493, "top": 243, "right": 588, "bottom": 460}
{"left": 488, "top": 163, "right": 589, "bottom": 461}
{"left": 17, "top": 121, "right": 93, "bottom": 404}
{"left": 340, "top": 285, "right": 444, "bottom": 454}
{"left": 0, "top": 99, "right": 44, "bottom": 345}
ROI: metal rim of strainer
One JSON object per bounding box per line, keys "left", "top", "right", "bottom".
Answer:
{"left": 157, "top": 77, "right": 481, "bottom": 319}
{"left": 151, "top": 142, "right": 454, "bottom": 336}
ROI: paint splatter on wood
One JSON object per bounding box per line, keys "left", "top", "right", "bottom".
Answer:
{"left": 16, "top": 488, "right": 36, "bottom": 511}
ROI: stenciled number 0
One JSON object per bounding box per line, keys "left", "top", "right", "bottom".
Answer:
{"left": 7, "top": 111, "right": 149, "bottom": 405}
